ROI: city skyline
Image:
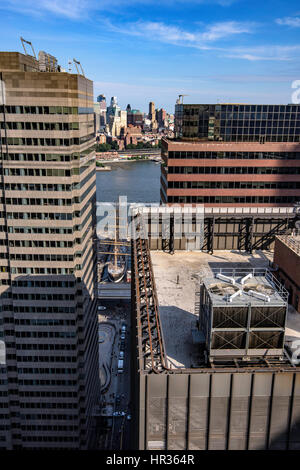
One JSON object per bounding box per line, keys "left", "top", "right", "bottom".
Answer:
{"left": 0, "top": 0, "right": 300, "bottom": 113}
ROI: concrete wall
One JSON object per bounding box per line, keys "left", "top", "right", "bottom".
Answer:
{"left": 144, "top": 214, "right": 295, "bottom": 252}
{"left": 274, "top": 237, "right": 300, "bottom": 312}
{"left": 135, "top": 370, "right": 300, "bottom": 450}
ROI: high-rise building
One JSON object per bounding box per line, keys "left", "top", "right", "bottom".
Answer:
{"left": 94, "top": 94, "right": 106, "bottom": 131}
{"left": 148, "top": 101, "right": 155, "bottom": 122}
{"left": 127, "top": 109, "right": 143, "bottom": 127}
{"left": 107, "top": 96, "right": 120, "bottom": 120}
{"left": 0, "top": 50, "right": 100, "bottom": 449}
{"left": 175, "top": 103, "right": 300, "bottom": 142}
{"left": 157, "top": 108, "right": 166, "bottom": 128}
{"left": 161, "top": 103, "right": 300, "bottom": 207}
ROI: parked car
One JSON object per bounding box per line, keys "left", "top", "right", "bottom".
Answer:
{"left": 127, "top": 414, "right": 132, "bottom": 421}
{"left": 121, "top": 324, "right": 126, "bottom": 333}
{"left": 120, "top": 333, "right": 126, "bottom": 340}
{"left": 113, "top": 411, "right": 125, "bottom": 417}
{"left": 98, "top": 305, "right": 106, "bottom": 311}
{"left": 119, "top": 351, "right": 124, "bottom": 359}
{"left": 120, "top": 341, "right": 125, "bottom": 351}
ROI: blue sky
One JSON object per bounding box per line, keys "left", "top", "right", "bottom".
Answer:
{"left": 1, "top": 0, "right": 300, "bottom": 113}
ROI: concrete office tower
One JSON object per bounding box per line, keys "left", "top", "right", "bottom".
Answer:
{"left": 0, "top": 51, "right": 100, "bottom": 449}
{"left": 161, "top": 103, "right": 300, "bottom": 207}
{"left": 149, "top": 101, "right": 155, "bottom": 122}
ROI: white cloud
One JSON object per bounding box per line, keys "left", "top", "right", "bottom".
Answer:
{"left": 0, "top": 0, "right": 94, "bottom": 19}
{"left": 108, "top": 20, "right": 255, "bottom": 49}
{"left": 276, "top": 16, "right": 300, "bottom": 28}
{"left": 109, "top": 20, "right": 300, "bottom": 61}
{"left": 225, "top": 44, "right": 300, "bottom": 61}
{"left": 0, "top": 0, "right": 240, "bottom": 19}
{"left": 202, "top": 21, "right": 253, "bottom": 41}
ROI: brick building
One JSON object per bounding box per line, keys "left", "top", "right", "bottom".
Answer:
{"left": 274, "top": 235, "right": 300, "bottom": 313}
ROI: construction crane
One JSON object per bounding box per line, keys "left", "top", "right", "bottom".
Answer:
{"left": 20, "top": 37, "right": 36, "bottom": 59}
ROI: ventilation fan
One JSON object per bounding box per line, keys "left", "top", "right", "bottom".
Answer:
{"left": 243, "top": 282, "right": 275, "bottom": 296}
{"left": 209, "top": 282, "right": 240, "bottom": 297}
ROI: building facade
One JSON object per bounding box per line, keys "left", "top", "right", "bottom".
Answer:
{"left": 175, "top": 103, "right": 300, "bottom": 142}
{"left": 127, "top": 109, "right": 143, "bottom": 127}
{"left": 274, "top": 234, "right": 300, "bottom": 313}
{"left": 161, "top": 103, "right": 300, "bottom": 207}
{"left": 94, "top": 95, "right": 106, "bottom": 132}
{"left": 0, "top": 51, "right": 100, "bottom": 449}
{"left": 131, "top": 213, "right": 300, "bottom": 451}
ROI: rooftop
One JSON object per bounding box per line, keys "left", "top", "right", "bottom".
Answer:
{"left": 151, "top": 250, "right": 300, "bottom": 369}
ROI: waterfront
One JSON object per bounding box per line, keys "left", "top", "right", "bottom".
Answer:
{"left": 96, "top": 160, "right": 160, "bottom": 204}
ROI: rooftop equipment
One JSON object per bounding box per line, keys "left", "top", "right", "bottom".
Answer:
{"left": 199, "top": 268, "right": 288, "bottom": 361}
{"left": 216, "top": 273, "right": 236, "bottom": 285}
{"left": 241, "top": 273, "right": 252, "bottom": 285}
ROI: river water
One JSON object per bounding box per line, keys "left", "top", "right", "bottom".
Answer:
{"left": 96, "top": 160, "right": 161, "bottom": 205}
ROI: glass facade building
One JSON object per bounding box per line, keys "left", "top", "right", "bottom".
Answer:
{"left": 176, "top": 104, "right": 300, "bottom": 142}
{"left": 161, "top": 104, "right": 300, "bottom": 207}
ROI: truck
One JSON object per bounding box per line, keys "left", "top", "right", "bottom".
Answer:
{"left": 117, "top": 359, "right": 124, "bottom": 373}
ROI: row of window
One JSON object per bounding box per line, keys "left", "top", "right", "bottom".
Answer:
{"left": 3, "top": 170, "right": 94, "bottom": 192}
{"left": 0, "top": 391, "right": 77, "bottom": 397}
{"left": 4, "top": 183, "right": 94, "bottom": 209}
{"left": 182, "top": 104, "right": 300, "bottom": 114}
{"left": 8, "top": 240, "right": 74, "bottom": 248}
{"left": 6, "top": 206, "right": 89, "bottom": 220}
{"left": 4, "top": 134, "right": 94, "bottom": 147}
{"left": 12, "top": 295, "right": 75, "bottom": 302}
{"left": 10, "top": 254, "right": 75, "bottom": 262}
{"left": 15, "top": 332, "right": 75, "bottom": 339}
{"left": 17, "top": 368, "right": 77, "bottom": 374}
{"left": 17, "top": 380, "right": 77, "bottom": 386}
{"left": 19, "top": 403, "right": 78, "bottom": 408}
{"left": 168, "top": 181, "right": 300, "bottom": 189}
{"left": 21, "top": 436, "right": 78, "bottom": 442}
{"left": 2, "top": 151, "right": 94, "bottom": 162}
{"left": 14, "top": 280, "right": 76, "bottom": 288}
{"left": 167, "top": 166, "right": 300, "bottom": 174}
{"left": 182, "top": 133, "right": 300, "bottom": 142}
{"left": 5, "top": 226, "right": 90, "bottom": 242}
{"left": 166, "top": 195, "right": 299, "bottom": 204}
{"left": 9, "top": 267, "right": 79, "bottom": 275}
{"left": 0, "top": 105, "right": 87, "bottom": 115}
{"left": 11, "top": 306, "right": 76, "bottom": 313}
{"left": 168, "top": 151, "right": 300, "bottom": 160}
{"left": 1, "top": 122, "right": 80, "bottom": 131}
{"left": 186, "top": 120, "right": 300, "bottom": 130}
{"left": 4, "top": 167, "right": 86, "bottom": 177}
{"left": 16, "top": 356, "right": 77, "bottom": 363}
